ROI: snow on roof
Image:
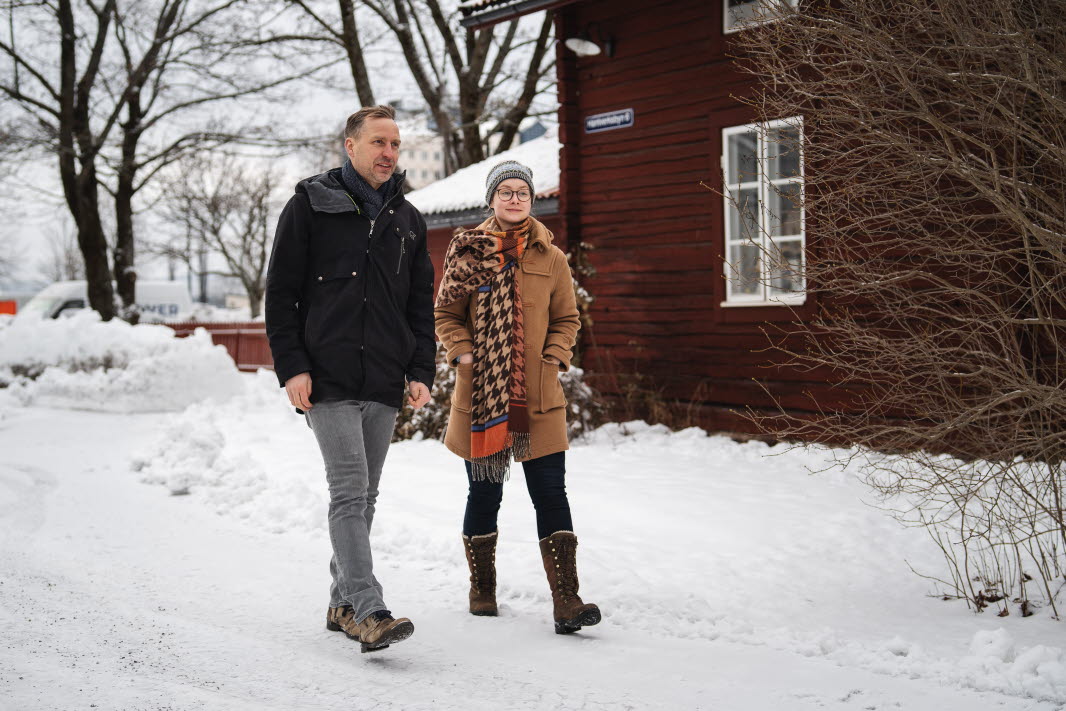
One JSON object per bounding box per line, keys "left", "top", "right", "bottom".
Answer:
{"left": 406, "top": 128, "right": 559, "bottom": 215}
{"left": 459, "top": 0, "right": 561, "bottom": 22}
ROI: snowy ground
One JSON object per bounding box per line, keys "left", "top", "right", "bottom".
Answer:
{"left": 2, "top": 318, "right": 1065, "bottom": 710}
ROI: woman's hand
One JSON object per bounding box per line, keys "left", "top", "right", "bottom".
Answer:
{"left": 458, "top": 352, "right": 473, "bottom": 365}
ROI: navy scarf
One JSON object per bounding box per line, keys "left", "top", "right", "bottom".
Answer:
{"left": 341, "top": 159, "right": 394, "bottom": 218}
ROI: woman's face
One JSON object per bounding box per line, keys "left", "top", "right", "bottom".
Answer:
{"left": 490, "top": 178, "right": 533, "bottom": 229}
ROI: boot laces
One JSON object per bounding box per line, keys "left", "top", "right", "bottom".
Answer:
{"left": 554, "top": 539, "right": 579, "bottom": 600}
{"left": 473, "top": 548, "right": 496, "bottom": 588}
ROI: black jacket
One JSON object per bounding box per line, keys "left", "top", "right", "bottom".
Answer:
{"left": 265, "top": 168, "right": 436, "bottom": 409}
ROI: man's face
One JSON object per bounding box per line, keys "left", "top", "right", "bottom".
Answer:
{"left": 345, "top": 117, "right": 401, "bottom": 189}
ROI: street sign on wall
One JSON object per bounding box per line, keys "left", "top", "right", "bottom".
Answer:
{"left": 585, "top": 108, "right": 635, "bottom": 134}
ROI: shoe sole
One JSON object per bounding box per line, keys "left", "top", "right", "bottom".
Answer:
{"left": 469, "top": 609, "right": 499, "bottom": 617}
{"left": 360, "top": 619, "right": 414, "bottom": 653}
{"left": 554, "top": 608, "right": 602, "bottom": 635}
{"left": 327, "top": 618, "right": 415, "bottom": 652}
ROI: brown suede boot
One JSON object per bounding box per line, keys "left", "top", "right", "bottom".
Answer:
{"left": 326, "top": 606, "right": 414, "bottom": 653}
{"left": 539, "top": 531, "right": 602, "bottom": 634}
{"left": 463, "top": 531, "right": 499, "bottom": 616}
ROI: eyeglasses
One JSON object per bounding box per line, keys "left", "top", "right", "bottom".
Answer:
{"left": 495, "top": 188, "right": 532, "bottom": 202}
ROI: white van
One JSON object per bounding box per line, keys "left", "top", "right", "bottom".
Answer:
{"left": 18, "top": 280, "right": 195, "bottom": 322}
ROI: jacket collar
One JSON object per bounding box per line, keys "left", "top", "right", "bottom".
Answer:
{"left": 298, "top": 168, "right": 407, "bottom": 215}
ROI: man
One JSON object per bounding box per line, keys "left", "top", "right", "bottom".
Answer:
{"left": 265, "top": 105, "right": 435, "bottom": 653}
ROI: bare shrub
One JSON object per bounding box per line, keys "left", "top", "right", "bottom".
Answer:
{"left": 731, "top": 0, "right": 1066, "bottom": 617}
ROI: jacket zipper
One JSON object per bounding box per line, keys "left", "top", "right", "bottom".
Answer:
{"left": 349, "top": 186, "right": 405, "bottom": 272}
{"left": 396, "top": 235, "right": 406, "bottom": 274}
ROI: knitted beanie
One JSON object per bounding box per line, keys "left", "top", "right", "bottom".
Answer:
{"left": 485, "top": 160, "right": 534, "bottom": 206}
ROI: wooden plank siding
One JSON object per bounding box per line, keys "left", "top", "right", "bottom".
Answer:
{"left": 556, "top": 0, "right": 829, "bottom": 435}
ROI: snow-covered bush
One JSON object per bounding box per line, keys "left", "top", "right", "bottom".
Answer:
{"left": 0, "top": 311, "right": 243, "bottom": 412}
{"left": 392, "top": 346, "right": 606, "bottom": 443}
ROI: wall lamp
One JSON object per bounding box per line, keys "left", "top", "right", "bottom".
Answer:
{"left": 563, "top": 23, "right": 615, "bottom": 58}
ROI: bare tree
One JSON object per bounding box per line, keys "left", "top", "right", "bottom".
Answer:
{"left": 39, "top": 227, "right": 85, "bottom": 282}
{"left": 1, "top": 0, "right": 323, "bottom": 320}
{"left": 730, "top": 0, "right": 1066, "bottom": 616}
{"left": 154, "top": 155, "right": 275, "bottom": 318}
{"left": 0, "top": 235, "right": 24, "bottom": 281}
{"left": 276, "top": 0, "right": 556, "bottom": 172}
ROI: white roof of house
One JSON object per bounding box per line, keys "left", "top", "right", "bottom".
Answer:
{"left": 406, "top": 128, "right": 559, "bottom": 215}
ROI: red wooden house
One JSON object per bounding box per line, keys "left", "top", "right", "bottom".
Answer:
{"left": 460, "top": 0, "right": 813, "bottom": 434}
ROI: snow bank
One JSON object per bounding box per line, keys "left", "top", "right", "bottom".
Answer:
{"left": 0, "top": 311, "right": 243, "bottom": 412}
{"left": 132, "top": 370, "right": 324, "bottom": 532}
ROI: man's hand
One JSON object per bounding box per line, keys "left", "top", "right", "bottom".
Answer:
{"left": 285, "top": 372, "right": 313, "bottom": 410}
{"left": 408, "top": 381, "right": 431, "bottom": 409}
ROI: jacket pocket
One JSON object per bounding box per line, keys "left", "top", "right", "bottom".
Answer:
{"left": 305, "top": 269, "right": 359, "bottom": 349}
{"left": 537, "top": 358, "right": 566, "bottom": 413}
{"left": 453, "top": 362, "right": 474, "bottom": 413}
{"left": 313, "top": 267, "right": 360, "bottom": 284}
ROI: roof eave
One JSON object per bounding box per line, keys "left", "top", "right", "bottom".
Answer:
{"left": 459, "top": 0, "right": 580, "bottom": 29}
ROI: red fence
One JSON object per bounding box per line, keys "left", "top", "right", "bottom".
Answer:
{"left": 170, "top": 321, "right": 273, "bottom": 372}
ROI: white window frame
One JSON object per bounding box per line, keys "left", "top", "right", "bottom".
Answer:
{"left": 721, "top": 117, "right": 805, "bottom": 307}
{"left": 723, "top": 0, "right": 800, "bottom": 35}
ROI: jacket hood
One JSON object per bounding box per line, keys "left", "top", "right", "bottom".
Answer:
{"left": 296, "top": 168, "right": 407, "bottom": 214}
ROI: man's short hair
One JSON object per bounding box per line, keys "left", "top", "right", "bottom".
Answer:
{"left": 344, "top": 105, "right": 397, "bottom": 140}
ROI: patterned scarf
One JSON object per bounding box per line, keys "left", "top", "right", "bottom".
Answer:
{"left": 436, "top": 217, "right": 534, "bottom": 481}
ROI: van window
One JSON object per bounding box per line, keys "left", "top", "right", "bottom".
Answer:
{"left": 55, "top": 299, "right": 86, "bottom": 318}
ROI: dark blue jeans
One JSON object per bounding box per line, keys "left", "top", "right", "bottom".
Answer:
{"left": 463, "top": 451, "right": 574, "bottom": 540}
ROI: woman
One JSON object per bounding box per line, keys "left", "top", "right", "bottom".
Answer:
{"left": 434, "top": 160, "right": 601, "bottom": 635}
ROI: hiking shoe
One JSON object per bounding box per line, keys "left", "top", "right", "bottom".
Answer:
{"left": 327, "top": 606, "right": 414, "bottom": 653}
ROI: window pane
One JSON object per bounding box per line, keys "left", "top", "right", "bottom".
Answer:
{"left": 727, "top": 187, "right": 760, "bottom": 242}
{"left": 766, "top": 125, "right": 801, "bottom": 180}
{"left": 769, "top": 239, "right": 803, "bottom": 296}
{"left": 768, "top": 182, "right": 802, "bottom": 237}
{"left": 727, "top": 131, "right": 758, "bottom": 184}
{"left": 726, "top": 0, "right": 759, "bottom": 27}
{"left": 727, "top": 0, "right": 795, "bottom": 29}
{"left": 728, "top": 242, "right": 761, "bottom": 296}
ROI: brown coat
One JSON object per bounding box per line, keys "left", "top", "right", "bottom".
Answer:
{"left": 435, "top": 217, "right": 580, "bottom": 462}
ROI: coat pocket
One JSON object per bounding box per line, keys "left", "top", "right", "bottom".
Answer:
{"left": 537, "top": 358, "right": 566, "bottom": 413}
{"left": 453, "top": 362, "right": 474, "bottom": 413}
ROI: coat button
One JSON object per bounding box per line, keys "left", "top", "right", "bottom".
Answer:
{"left": 317, "top": 276, "right": 323, "bottom": 281}
{"left": 351, "top": 271, "right": 357, "bottom": 276}
{"left": 389, "top": 209, "right": 394, "bottom": 214}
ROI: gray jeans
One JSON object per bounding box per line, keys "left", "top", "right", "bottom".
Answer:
{"left": 306, "top": 399, "right": 397, "bottom": 623}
